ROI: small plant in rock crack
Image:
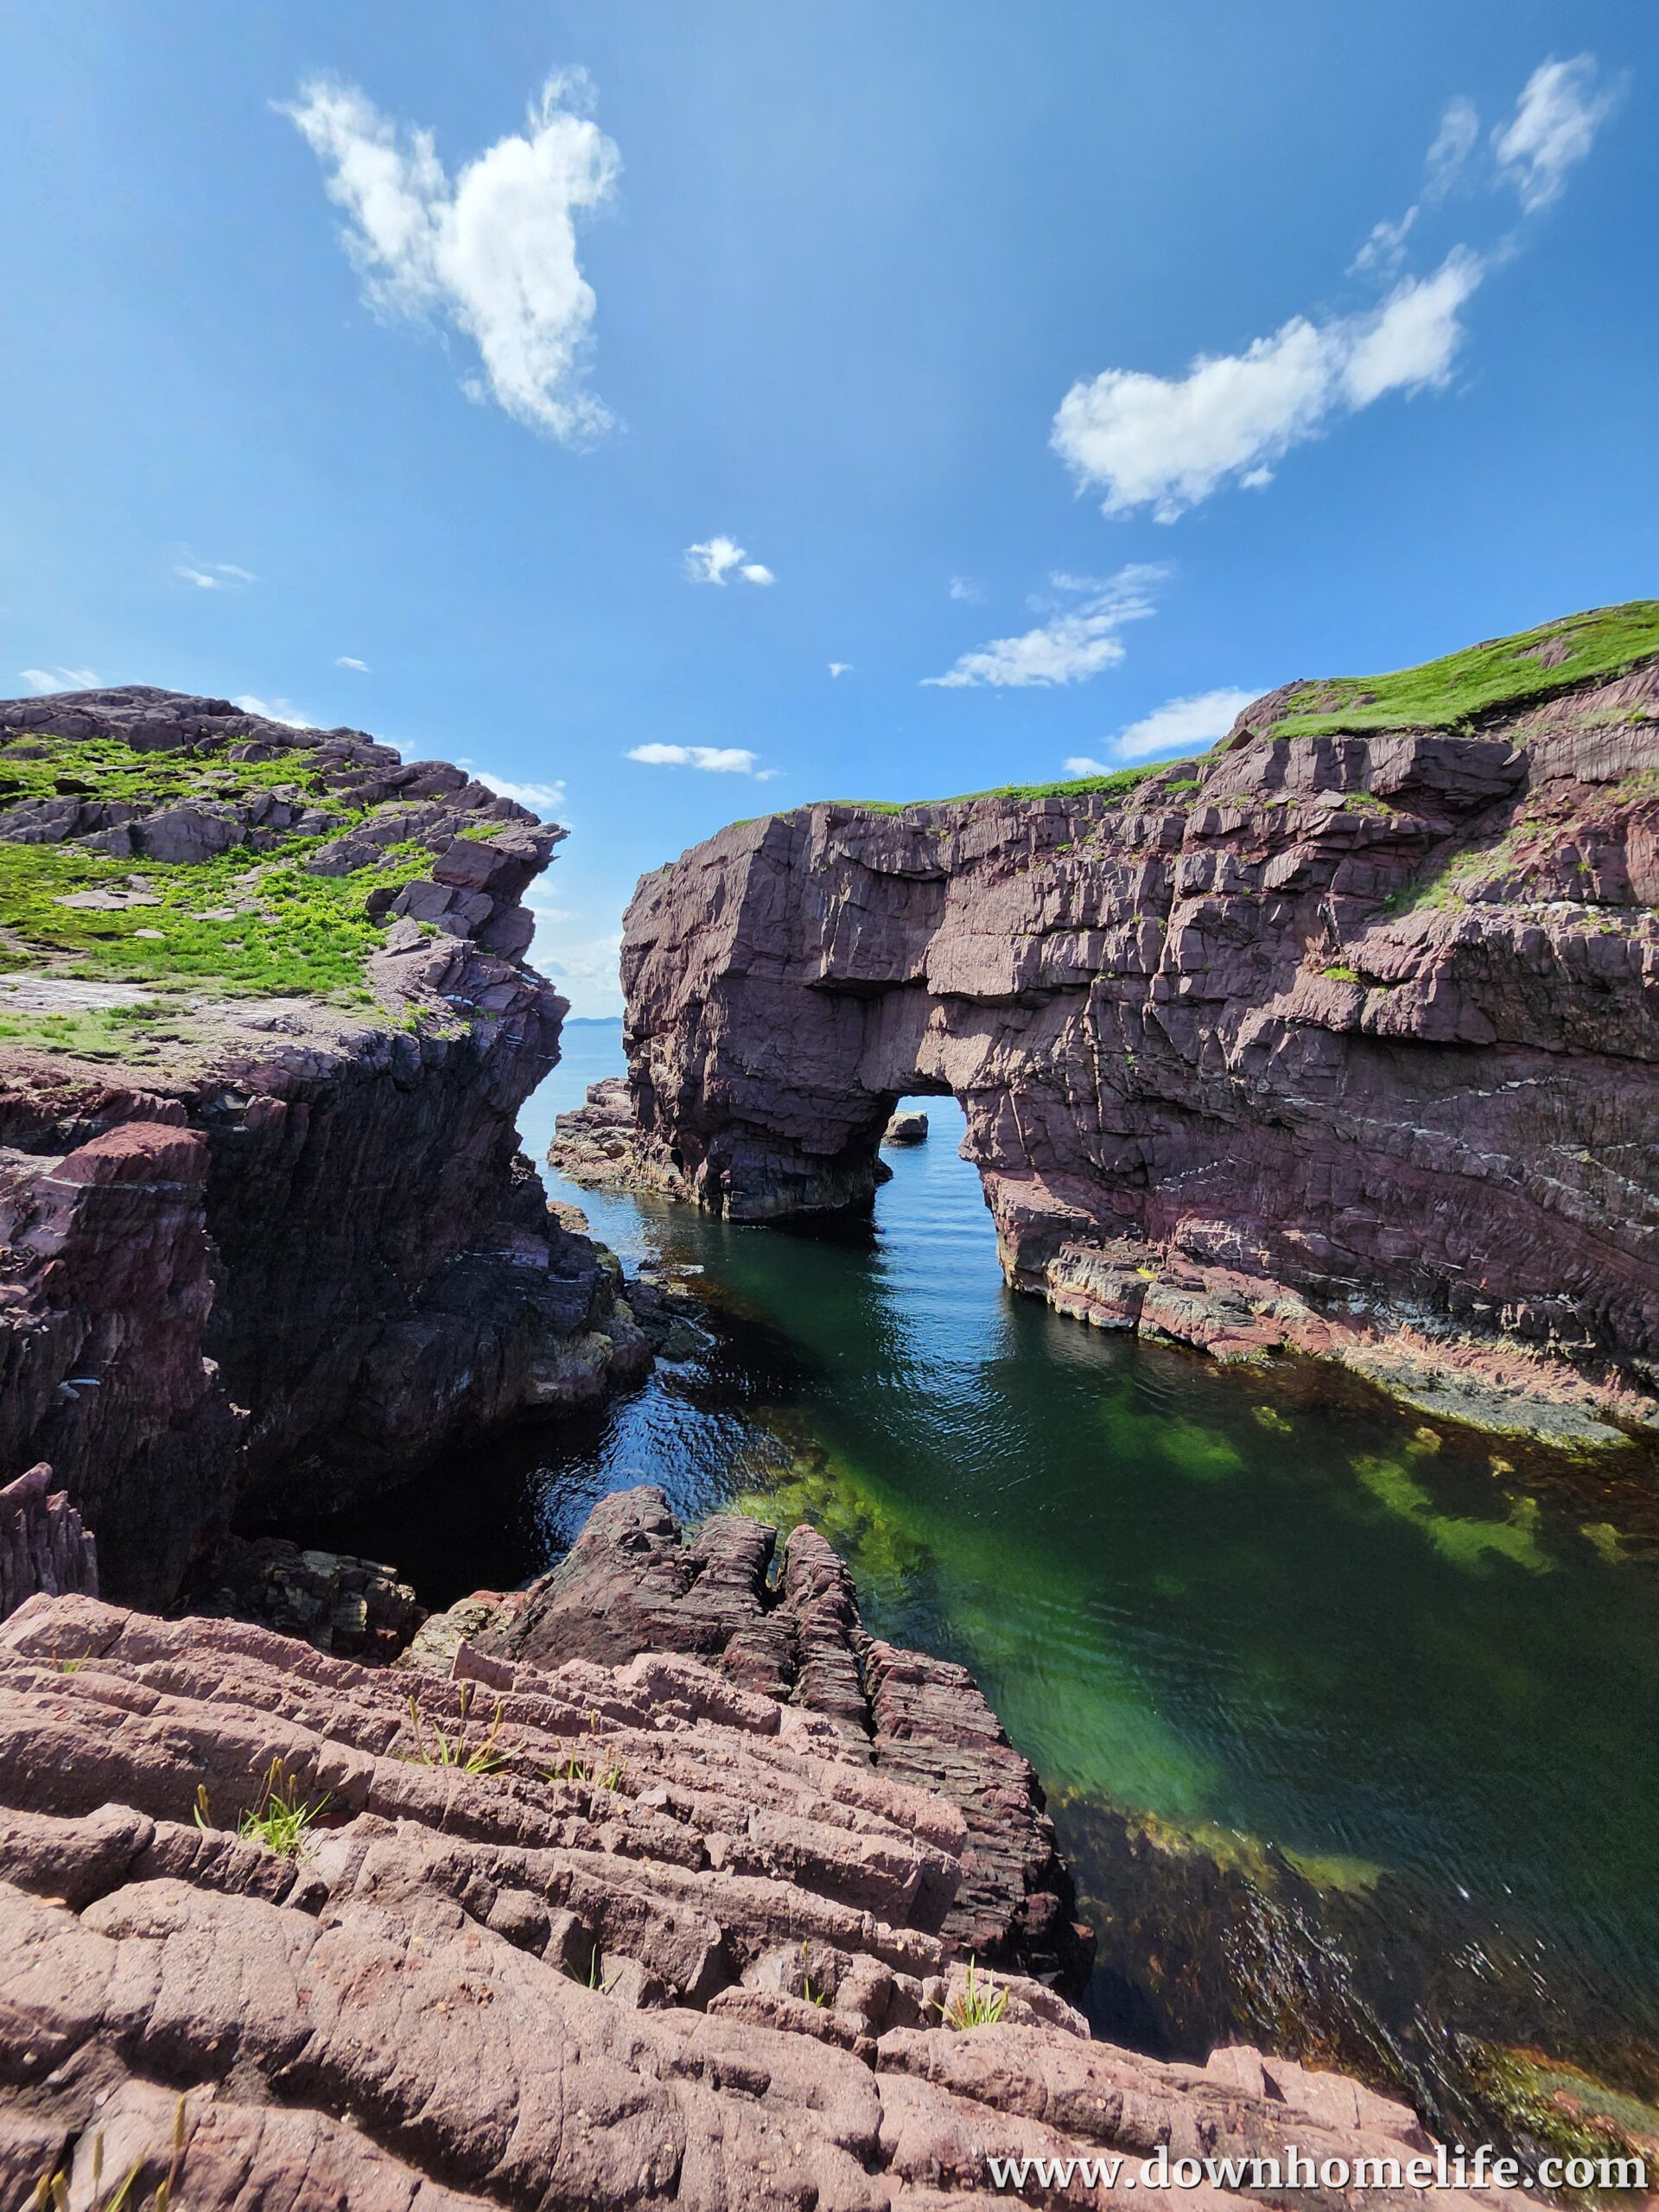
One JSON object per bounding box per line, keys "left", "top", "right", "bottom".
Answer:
{"left": 28, "top": 2091, "right": 188, "bottom": 2212}
{"left": 401, "top": 1684, "right": 509, "bottom": 1774}
{"left": 563, "top": 1941, "right": 616, "bottom": 1993}
{"left": 194, "top": 1757, "right": 331, "bottom": 1858}
{"left": 799, "top": 1942, "right": 830, "bottom": 2008}
{"left": 936, "top": 1958, "right": 1008, "bottom": 2031}
{"left": 548, "top": 1710, "right": 626, "bottom": 1790}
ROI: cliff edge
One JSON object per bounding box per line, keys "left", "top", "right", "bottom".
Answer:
{"left": 0, "top": 686, "right": 649, "bottom": 1605}
{"left": 575, "top": 603, "right": 1659, "bottom": 1447}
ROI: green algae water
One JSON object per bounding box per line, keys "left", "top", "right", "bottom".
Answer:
{"left": 315, "top": 1021, "right": 1659, "bottom": 2139}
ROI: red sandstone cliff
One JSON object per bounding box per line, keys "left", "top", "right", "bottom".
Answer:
{"left": 0, "top": 688, "right": 651, "bottom": 1605}
{"left": 585, "top": 624, "right": 1659, "bottom": 1448}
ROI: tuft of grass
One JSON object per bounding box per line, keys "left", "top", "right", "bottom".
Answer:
{"left": 563, "top": 1940, "right": 616, "bottom": 1993}
{"left": 401, "top": 1685, "right": 510, "bottom": 1774}
{"left": 194, "top": 1757, "right": 330, "bottom": 1857}
{"left": 29, "top": 2093, "right": 189, "bottom": 2212}
{"left": 799, "top": 1942, "right": 830, "bottom": 2008}
{"left": 1271, "top": 600, "right": 1659, "bottom": 740}
{"left": 1322, "top": 963, "right": 1361, "bottom": 983}
{"left": 937, "top": 1956, "right": 1008, "bottom": 2031}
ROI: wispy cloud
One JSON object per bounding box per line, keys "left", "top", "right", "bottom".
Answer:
{"left": 923, "top": 565, "right": 1164, "bottom": 689}
{"left": 1494, "top": 55, "right": 1621, "bottom": 213}
{"left": 1052, "top": 59, "right": 1614, "bottom": 522}
{"left": 828, "top": 662, "right": 853, "bottom": 678}
{"left": 473, "top": 768, "right": 567, "bottom": 816}
{"left": 177, "top": 561, "right": 255, "bottom": 590}
{"left": 684, "top": 536, "right": 774, "bottom": 587}
{"left": 627, "top": 742, "right": 762, "bottom": 773}
{"left": 948, "top": 576, "right": 982, "bottom": 602}
{"left": 282, "top": 69, "right": 618, "bottom": 442}
{"left": 19, "top": 666, "right": 99, "bottom": 695}
{"left": 1065, "top": 686, "right": 1259, "bottom": 774}
{"left": 335, "top": 655, "right": 371, "bottom": 672}
{"left": 232, "top": 694, "right": 312, "bottom": 727}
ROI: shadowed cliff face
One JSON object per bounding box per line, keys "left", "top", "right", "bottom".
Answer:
{"left": 614, "top": 644, "right": 1659, "bottom": 1445}
{"left": 0, "top": 688, "right": 652, "bottom": 1605}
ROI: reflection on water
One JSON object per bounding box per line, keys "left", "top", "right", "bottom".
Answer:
{"left": 309, "top": 1021, "right": 1659, "bottom": 2136}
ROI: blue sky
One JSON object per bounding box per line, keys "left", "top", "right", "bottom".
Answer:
{"left": 1, "top": 6, "right": 1653, "bottom": 1013}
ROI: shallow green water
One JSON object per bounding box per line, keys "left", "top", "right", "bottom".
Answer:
{"left": 315, "top": 1021, "right": 1659, "bottom": 2120}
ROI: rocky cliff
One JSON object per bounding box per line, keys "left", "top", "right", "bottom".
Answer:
{"left": 0, "top": 686, "right": 649, "bottom": 1606}
{"left": 0, "top": 1496, "right": 1543, "bottom": 2210}
{"left": 593, "top": 605, "right": 1659, "bottom": 1446}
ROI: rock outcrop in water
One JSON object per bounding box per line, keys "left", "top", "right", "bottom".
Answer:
{"left": 0, "top": 1516, "right": 1535, "bottom": 2210}
{"left": 410, "top": 1485, "right": 1093, "bottom": 1990}
{"left": 583, "top": 609, "right": 1659, "bottom": 1446}
{"left": 0, "top": 687, "right": 650, "bottom": 1605}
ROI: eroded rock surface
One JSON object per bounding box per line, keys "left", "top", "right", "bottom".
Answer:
{"left": 0, "top": 1580, "right": 1529, "bottom": 2210}
{"left": 590, "top": 656, "right": 1659, "bottom": 1443}
{"left": 413, "top": 1486, "right": 1091, "bottom": 1988}
{"left": 0, "top": 689, "right": 652, "bottom": 1604}
{"left": 0, "top": 1462, "right": 97, "bottom": 1624}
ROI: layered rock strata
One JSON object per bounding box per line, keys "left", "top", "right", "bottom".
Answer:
{"left": 595, "top": 640, "right": 1659, "bottom": 1445}
{"left": 0, "top": 1461, "right": 97, "bottom": 1623}
{"left": 410, "top": 1485, "right": 1091, "bottom": 1988}
{"left": 0, "top": 1580, "right": 1530, "bottom": 2211}
{"left": 0, "top": 688, "right": 650, "bottom": 1604}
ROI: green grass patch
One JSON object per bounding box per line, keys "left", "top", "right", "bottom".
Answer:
{"left": 0, "top": 731, "right": 335, "bottom": 808}
{"left": 791, "top": 761, "right": 1162, "bottom": 815}
{"left": 1273, "top": 600, "right": 1659, "bottom": 739}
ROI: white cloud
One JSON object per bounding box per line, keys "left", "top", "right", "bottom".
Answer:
{"left": 336, "top": 655, "right": 371, "bottom": 672}
{"left": 923, "top": 565, "right": 1164, "bottom": 689}
{"left": 948, "top": 576, "right": 982, "bottom": 602}
{"left": 753, "top": 768, "right": 784, "bottom": 783}
{"left": 684, "top": 537, "right": 775, "bottom": 587}
{"left": 473, "top": 768, "right": 567, "bottom": 816}
{"left": 527, "top": 909, "right": 624, "bottom": 1016}
{"left": 1341, "top": 249, "right": 1484, "bottom": 407}
{"left": 626, "top": 742, "right": 760, "bottom": 773}
{"left": 828, "top": 662, "right": 853, "bottom": 677}
{"left": 1426, "top": 97, "right": 1480, "bottom": 199}
{"left": 177, "top": 561, "right": 254, "bottom": 589}
{"left": 1052, "top": 251, "right": 1484, "bottom": 521}
{"left": 19, "top": 666, "right": 99, "bottom": 694}
{"left": 282, "top": 69, "right": 618, "bottom": 442}
{"left": 1494, "top": 55, "right": 1618, "bottom": 213}
{"left": 1066, "top": 686, "right": 1260, "bottom": 774}
{"left": 232, "top": 695, "right": 312, "bottom": 728}
{"left": 1052, "top": 60, "right": 1617, "bottom": 524}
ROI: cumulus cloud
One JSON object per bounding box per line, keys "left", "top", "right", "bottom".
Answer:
{"left": 828, "top": 662, "right": 853, "bottom": 677}
{"left": 529, "top": 912, "right": 624, "bottom": 1016}
{"left": 948, "top": 576, "right": 982, "bottom": 602}
{"left": 627, "top": 742, "right": 761, "bottom": 773}
{"left": 177, "top": 561, "right": 254, "bottom": 589}
{"left": 1065, "top": 686, "right": 1261, "bottom": 775}
{"left": 473, "top": 769, "right": 567, "bottom": 816}
{"left": 1053, "top": 61, "right": 1613, "bottom": 523}
{"left": 684, "top": 537, "right": 774, "bottom": 587}
{"left": 19, "top": 666, "right": 99, "bottom": 694}
{"left": 1052, "top": 251, "right": 1485, "bottom": 523}
{"left": 1494, "top": 55, "right": 1619, "bottom": 213}
{"left": 923, "top": 565, "right": 1164, "bottom": 690}
{"left": 282, "top": 69, "right": 618, "bottom": 442}
{"left": 232, "top": 695, "right": 312, "bottom": 727}
{"left": 336, "top": 655, "right": 371, "bottom": 672}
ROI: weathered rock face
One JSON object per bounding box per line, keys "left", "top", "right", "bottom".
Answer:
{"left": 0, "top": 1463, "right": 97, "bottom": 1623}
{"left": 603, "top": 656, "right": 1659, "bottom": 1443}
{"left": 0, "top": 689, "right": 651, "bottom": 1605}
{"left": 0, "top": 1567, "right": 1535, "bottom": 2209}
{"left": 415, "top": 1486, "right": 1092, "bottom": 1990}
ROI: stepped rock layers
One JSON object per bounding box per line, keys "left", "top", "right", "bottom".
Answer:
{"left": 410, "top": 1484, "right": 1093, "bottom": 1989}
{"left": 601, "top": 623, "right": 1659, "bottom": 1446}
{"left": 0, "top": 1557, "right": 1535, "bottom": 2208}
{"left": 0, "top": 688, "right": 650, "bottom": 1606}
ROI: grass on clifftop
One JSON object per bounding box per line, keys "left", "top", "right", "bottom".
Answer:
{"left": 0, "top": 725, "right": 442, "bottom": 1005}
{"left": 796, "top": 761, "right": 1160, "bottom": 816}
{"left": 1273, "top": 600, "right": 1659, "bottom": 738}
